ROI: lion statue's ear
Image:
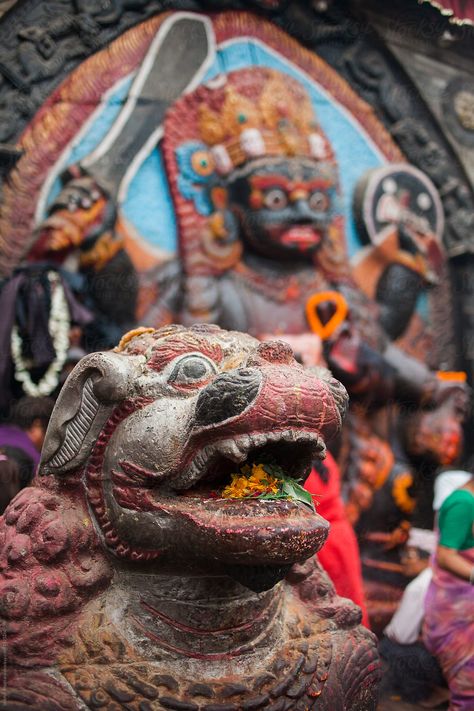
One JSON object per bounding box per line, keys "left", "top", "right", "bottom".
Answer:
{"left": 41, "top": 351, "right": 143, "bottom": 475}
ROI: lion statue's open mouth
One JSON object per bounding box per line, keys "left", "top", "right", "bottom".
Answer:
{"left": 41, "top": 324, "right": 347, "bottom": 588}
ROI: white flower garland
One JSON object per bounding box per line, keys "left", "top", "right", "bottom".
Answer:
{"left": 11, "top": 272, "right": 71, "bottom": 397}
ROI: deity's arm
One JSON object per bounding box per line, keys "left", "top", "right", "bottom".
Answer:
{"left": 375, "top": 262, "right": 425, "bottom": 341}
{"left": 326, "top": 325, "right": 465, "bottom": 410}
{"left": 382, "top": 342, "right": 438, "bottom": 405}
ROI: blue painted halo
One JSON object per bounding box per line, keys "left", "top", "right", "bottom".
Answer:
{"left": 42, "top": 38, "right": 386, "bottom": 259}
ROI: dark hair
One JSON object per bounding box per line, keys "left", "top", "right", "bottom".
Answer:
{"left": 10, "top": 396, "right": 54, "bottom": 431}
{"left": 1, "top": 445, "right": 35, "bottom": 487}
{"left": 0, "top": 449, "right": 22, "bottom": 514}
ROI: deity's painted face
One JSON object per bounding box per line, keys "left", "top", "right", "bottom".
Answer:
{"left": 404, "top": 387, "right": 468, "bottom": 466}
{"left": 226, "top": 157, "right": 338, "bottom": 261}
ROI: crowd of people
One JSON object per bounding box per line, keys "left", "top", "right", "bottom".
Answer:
{"left": 380, "top": 469, "right": 474, "bottom": 709}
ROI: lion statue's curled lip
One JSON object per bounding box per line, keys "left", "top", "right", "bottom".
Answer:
{"left": 0, "top": 325, "right": 380, "bottom": 710}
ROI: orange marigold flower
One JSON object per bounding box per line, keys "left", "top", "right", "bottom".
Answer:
{"left": 221, "top": 462, "right": 282, "bottom": 499}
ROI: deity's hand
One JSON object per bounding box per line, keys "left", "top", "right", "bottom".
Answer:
{"left": 343, "top": 422, "right": 395, "bottom": 525}
{"left": 324, "top": 325, "right": 362, "bottom": 387}
{"left": 429, "top": 374, "right": 470, "bottom": 410}
{"left": 405, "top": 377, "right": 470, "bottom": 466}
{"left": 400, "top": 546, "right": 429, "bottom": 578}
{"left": 30, "top": 174, "right": 117, "bottom": 264}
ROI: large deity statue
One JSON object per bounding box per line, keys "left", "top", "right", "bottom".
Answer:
{"left": 146, "top": 66, "right": 353, "bottom": 334}
{"left": 33, "top": 63, "right": 433, "bottom": 343}
{"left": 2, "top": 11, "right": 469, "bottom": 627}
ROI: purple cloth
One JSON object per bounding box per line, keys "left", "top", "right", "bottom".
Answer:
{"left": 423, "top": 546, "right": 474, "bottom": 710}
{"left": 0, "top": 425, "right": 40, "bottom": 470}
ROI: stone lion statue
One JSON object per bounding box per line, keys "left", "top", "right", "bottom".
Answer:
{"left": 0, "top": 324, "right": 379, "bottom": 710}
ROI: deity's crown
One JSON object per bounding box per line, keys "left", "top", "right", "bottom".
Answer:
{"left": 196, "top": 68, "right": 334, "bottom": 175}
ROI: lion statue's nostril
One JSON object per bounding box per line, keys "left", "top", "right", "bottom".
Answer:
{"left": 194, "top": 370, "right": 262, "bottom": 427}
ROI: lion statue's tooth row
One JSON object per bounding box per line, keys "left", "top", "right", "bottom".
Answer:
{"left": 0, "top": 324, "right": 380, "bottom": 710}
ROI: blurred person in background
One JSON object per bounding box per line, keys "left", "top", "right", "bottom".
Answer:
{"left": 380, "top": 468, "right": 471, "bottom": 708}
{"left": 423, "top": 472, "right": 474, "bottom": 711}
{"left": 305, "top": 453, "right": 369, "bottom": 626}
{"left": 0, "top": 396, "right": 54, "bottom": 480}
{"left": 0, "top": 448, "right": 22, "bottom": 514}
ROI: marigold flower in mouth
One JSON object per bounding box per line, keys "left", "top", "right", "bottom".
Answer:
{"left": 220, "top": 461, "right": 316, "bottom": 511}
{"left": 222, "top": 463, "right": 281, "bottom": 499}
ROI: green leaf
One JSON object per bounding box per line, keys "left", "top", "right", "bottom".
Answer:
{"left": 281, "top": 480, "right": 315, "bottom": 511}
{"left": 228, "top": 460, "right": 315, "bottom": 511}
{"left": 257, "top": 492, "right": 288, "bottom": 500}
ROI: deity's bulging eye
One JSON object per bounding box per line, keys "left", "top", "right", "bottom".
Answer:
{"left": 191, "top": 150, "right": 215, "bottom": 178}
{"left": 263, "top": 188, "right": 288, "bottom": 211}
{"left": 308, "top": 191, "right": 330, "bottom": 213}
{"left": 168, "top": 354, "right": 217, "bottom": 388}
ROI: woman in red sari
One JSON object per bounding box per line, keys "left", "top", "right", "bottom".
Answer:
{"left": 305, "top": 452, "right": 369, "bottom": 627}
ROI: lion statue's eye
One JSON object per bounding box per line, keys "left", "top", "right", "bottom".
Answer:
{"left": 169, "top": 354, "right": 217, "bottom": 387}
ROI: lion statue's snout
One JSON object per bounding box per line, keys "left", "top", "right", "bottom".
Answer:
{"left": 194, "top": 368, "right": 262, "bottom": 427}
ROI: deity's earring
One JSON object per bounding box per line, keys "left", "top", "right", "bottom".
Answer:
{"left": 202, "top": 187, "right": 242, "bottom": 269}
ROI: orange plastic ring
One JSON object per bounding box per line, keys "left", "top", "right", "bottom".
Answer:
{"left": 305, "top": 290, "right": 349, "bottom": 340}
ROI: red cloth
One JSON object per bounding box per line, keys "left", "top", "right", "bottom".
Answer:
{"left": 305, "top": 452, "right": 369, "bottom": 627}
